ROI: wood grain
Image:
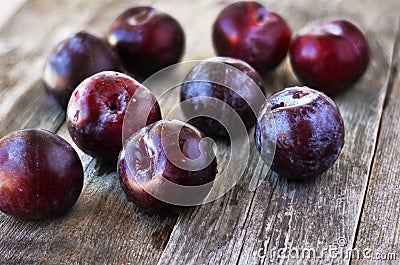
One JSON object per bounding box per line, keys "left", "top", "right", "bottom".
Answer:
{"left": 0, "top": 0, "right": 399, "bottom": 264}
{"left": 351, "top": 24, "right": 400, "bottom": 264}
{"left": 0, "top": 0, "right": 27, "bottom": 30}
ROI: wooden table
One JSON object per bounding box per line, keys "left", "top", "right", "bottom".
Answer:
{"left": 0, "top": 0, "right": 399, "bottom": 264}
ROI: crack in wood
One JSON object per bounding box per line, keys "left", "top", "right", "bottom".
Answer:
{"left": 349, "top": 14, "right": 400, "bottom": 265}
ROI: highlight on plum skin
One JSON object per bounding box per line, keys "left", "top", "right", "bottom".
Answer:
{"left": 212, "top": 1, "right": 291, "bottom": 76}
{"left": 0, "top": 129, "right": 84, "bottom": 219}
{"left": 107, "top": 6, "right": 185, "bottom": 79}
{"left": 289, "top": 20, "right": 370, "bottom": 95}
{"left": 118, "top": 120, "right": 218, "bottom": 215}
{"left": 180, "top": 56, "right": 265, "bottom": 139}
{"left": 43, "top": 31, "right": 123, "bottom": 109}
{"left": 67, "top": 71, "right": 161, "bottom": 164}
{"left": 255, "top": 86, "right": 345, "bottom": 180}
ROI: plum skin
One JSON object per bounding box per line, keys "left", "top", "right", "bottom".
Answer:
{"left": 67, "top": 71, "right": 161, "bottom": 164}
{"left": 118, "top": 120, "right": 217, "bottom": 215}
{"left": 212, "top": 1, "right": 291, "bottom": 76}
{"left": 107, "top": 6, "right": 185, "bottom": 78}
{"left": 289, "top": 20, "right": 370, "bottom": 95}
{"left": 255, "top": 87, "right": 345, "bottom": 180}
{"left": 43, "top": 31, "right": 123, "bottom": 109}
{"left": 180, "top": 56, "right": 265, "bottom": 139}
{"left": 0, "top": 129, "right": 84, "bottom": 219}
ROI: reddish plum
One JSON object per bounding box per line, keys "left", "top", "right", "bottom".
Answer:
{"left": 212, "top": 1, "right": 291, "bottom": 75}
{"left": 180, "top": 57, "right": 265, "bottom": 139}
{"left": 43, "top": 31, "right": 123, "bottom": 108}
{"left": 67, "top": 71, "right": 161, "bottom": 164}
{"left": 255, "top": 86, "right": 345, "bottom": 180}
{"left": 289, "top": 20, "right": 370, "bottom": 95}
{"left": 118, "top": 120, "right": 217, "bottom": 215}
{"left": 0, "top": 129, "right": 83, "bottom": 219}
{"left": 107, "top": 6, "right": 185, "bottom": 78}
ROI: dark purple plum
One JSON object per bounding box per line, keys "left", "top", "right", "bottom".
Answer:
{"left": 180, "top": 57, "right": 265, "bottom": 139}
{"left": 107, "top": 6, "right": 185, "bottom": 78}
{"left": 212, "top": 1, "right": 291, "bottom": 76}
{"left": 118, "top": 119, "right": 217, "bottom": 215}
{"left": 0, "top": 129, "right": 83, "bottom": 219}
{"left": 255, "top": 86, "right": 345, "bottom": 180}
{"left": 43, "top": 31, "right": 123, "bottom": 109}
{"left": 289, "top": 20, "right": 370, "bottom": 95}
{"left": 67, "top": 71, "right": 161, "bottom": 164}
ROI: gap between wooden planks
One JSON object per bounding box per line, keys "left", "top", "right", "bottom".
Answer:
{"left": 351, "top": 23, "right": 400, "bottom": 265}
{"left": 0, "top": 0, "right": 399, "bottom": 264}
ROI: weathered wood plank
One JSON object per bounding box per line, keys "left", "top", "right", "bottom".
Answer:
{"left": 0, "top": 0, "right": 27, "bottom": 30}
{"left": 351, "top": 25, "right": 400, "bottom": 265}
{"left": 157, "top": 1, "right": 400, "bottom": 264}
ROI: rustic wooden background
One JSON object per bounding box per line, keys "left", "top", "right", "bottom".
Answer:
{"left": 0, "top": 0, "right": 399, "bottom": 264}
